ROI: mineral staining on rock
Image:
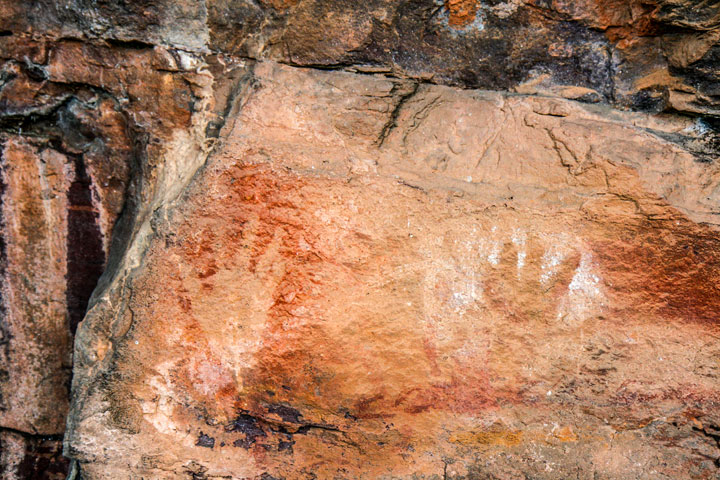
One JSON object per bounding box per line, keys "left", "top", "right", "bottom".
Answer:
{"left": 0, "top": 19, "right": 209, "bottom": 476}
{"left": 0, "top": 430, "right": 68, "bottom": 480}
{"left": 0, "top": 0, "right": 717, "bottom": 477}
{"left": 0, "top": 139, "right": 73, "bottom": 435}
{"left": 67, "top": 62, "right": 720, "bottom": 479}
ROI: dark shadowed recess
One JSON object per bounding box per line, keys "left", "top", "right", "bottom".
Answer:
{"left": 0, "top": 430, "right": 69, "bottom": 480}
{"left": 0, "top": 146, "right": 9, "bottom": 410}
{"left": 65, "top": 153, "right": 105, "bottom": 335}
{"left": 0, "top": 62, "right": 126, "bottom": 474}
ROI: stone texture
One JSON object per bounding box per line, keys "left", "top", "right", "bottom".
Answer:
{"left": 4, "top": 0, "right": 719, "bottom": 121}
{"left": 0, "top": 0, "right": 716, "bottom": 477}
{"left": 67, "top": 62, "right": 720, "bottom": 479}
{"left": 0, "top": 15, "right": 211, "bottom": 477}
{"left": 208, "top": 0, "right": 720, "bottom": 122}
{"left": 0, "top": 431, "right": 68, "bottom": 480}
{"left": 0, "top": 138, "right": 73, "bottom": 435}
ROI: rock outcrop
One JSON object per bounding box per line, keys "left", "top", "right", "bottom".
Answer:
{"left": 0, "top": 0, "right": 717, "bottom": 479}
{"left": 66, "top": 61, "right": 720, "bottom": 479}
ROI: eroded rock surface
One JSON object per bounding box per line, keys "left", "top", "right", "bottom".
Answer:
{"left": 0, "top": 430, "right": 67, "bottom": 480}
{"left": 67, "top": 62, "right": 720, "bottom": 479}
{"left": 0, "top": 12, "right": 210, "bottom": 476}
{"left": 0, "top": 0, "right": 717, "bottom": 478}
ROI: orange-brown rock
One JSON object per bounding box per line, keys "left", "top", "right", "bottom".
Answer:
{"left": 0, "top": 0, "right": 716, "bottom": 477}
{"left": 445, "top": 0, "right": 481, "bottom": 28}
{"left": 0, "top": 138, "right": 73, "bottom": 434}
{"left": 67, "top": 62, "right": 720, "bottom": 479}
{"left": 0, "top": 19, "right": 210, "bottom": 478}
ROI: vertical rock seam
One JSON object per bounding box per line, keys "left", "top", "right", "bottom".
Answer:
{"left": 66, "top": 154, "right": 105, "bottom": 335}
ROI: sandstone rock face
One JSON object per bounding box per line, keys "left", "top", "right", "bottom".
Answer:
{"left": 0, "top": 13, "right": 208, "bottom": 476}
{"left": 66, "top": 62, "right": 720, "bottom": 479}
{"left": 0, "top": 0, "right": 717, "bottom": 478}
{"left": 0, "top": 138, "right": 73, "bottom": 435}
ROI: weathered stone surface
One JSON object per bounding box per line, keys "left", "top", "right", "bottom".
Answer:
{"left": 67, "top": 62, "right": 720, "bottom": 479}
{"left": 0, "top": 431, "right": 68, "bottom": 480}
{"left": 0, "top": 138, "right": 72, "bottom": 435}
{"left": 227, "top": 0, "right": 720, "bottom": 122}
{"left": 4, "top": 0, "right": 719, "bottom": 120}
{"left": 0, "top": 0, "right": 717, "bottom": 477}
{"left": 4, "top": 0, "right": 715, "bottom": 164}
{"left": 0, "top": 18, "right": 212, "bottom": 476}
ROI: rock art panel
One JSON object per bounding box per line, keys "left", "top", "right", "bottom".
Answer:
{"left": 0, "top": 0, "right": 714, "bottom": 476}
{"left": 67, "top": 62, "right": 720, "bottom": 479}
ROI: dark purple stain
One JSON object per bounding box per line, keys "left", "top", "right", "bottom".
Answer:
{"left": 266, "top": 404, "right": 303, "bottom": 423}
{"left": 195, "top": 432, "right": 215, "bottom": 449}
{"left": 227, "top": 412, "right": 267, "bottom": 449}
{"left": 0, "top": 433, "right": 69, "bottom": 479}
{"left": 66, "top": 155, "right": 105, "bottom": 334}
